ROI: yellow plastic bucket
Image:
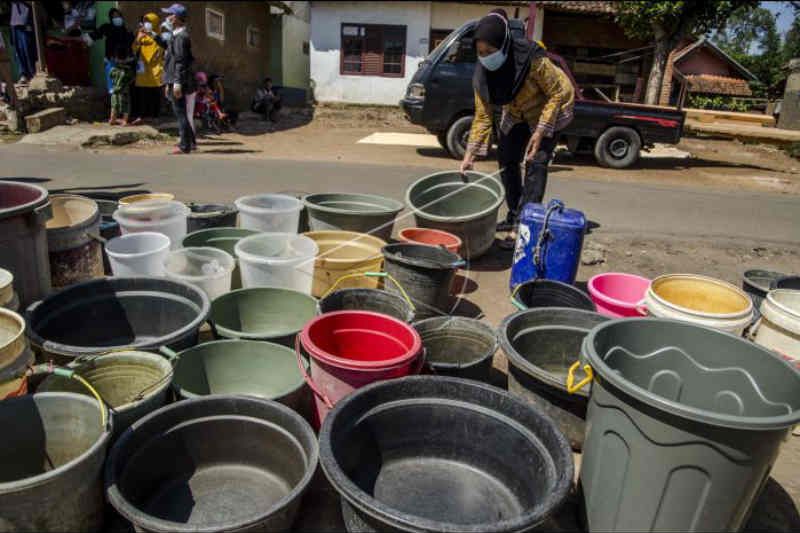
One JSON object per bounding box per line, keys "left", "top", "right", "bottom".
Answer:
{"left": 118, "top": 193, "right": 175, "bottom": 206}
{"left": 645, "top": 274, "right": 753, "bottom": 334}
{"left": 303, "top": 231, "right": 386, "bottom": 297}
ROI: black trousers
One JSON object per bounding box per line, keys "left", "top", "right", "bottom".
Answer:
{"left": 497, "top": 122, "right": 557, "bottom": 223}
{"left": 252, "top": 95, "right": 281, "bottom": 120}
{"left": 169, "top": 89, "right": 196, "bottom": 153}
{"left": 133, "top": 86, "right": 162, "bottom": 118}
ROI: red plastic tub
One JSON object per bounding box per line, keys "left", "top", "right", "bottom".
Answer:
{"left": 298, "top": 310, "right": 423, "bottom": 427}
{"left": 398, "top": 227, "right": 462, "bottom": 255}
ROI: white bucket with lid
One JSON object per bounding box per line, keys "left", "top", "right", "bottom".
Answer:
{"left": 106, "top": 232, "right": 171, "bottom": 277}
{"left": 164, "top": 247, "right": 236, "bottom": 301}
{"left": 753, "top": 289, "right": 800, "bottom": 362}
{"left": 113, "top": 200, "right": 189, "bottom": 250}
{"left": 235, "top": 194, "right": 303, "bottom": 233}
{"left": 235, "top": 233, "right": 318, "bottom": 295}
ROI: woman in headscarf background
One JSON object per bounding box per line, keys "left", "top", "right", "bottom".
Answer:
{"left": 460, "top": 9, "right": 574, "bottom": 248}
{"left": 132, "top": 12, "right": 165, "bottom": 120}
{"left": 85, "top": 8, "right": 134, "bottom": 94}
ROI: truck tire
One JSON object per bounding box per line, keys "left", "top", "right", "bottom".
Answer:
{"left": 445, "top": 115, "right": 473, "bottom": 160}
{"left": 594, "top": 126, "right": 641, "bottom": 169}
{"left": 436, "top": 131, "right": 448, "bottom": 151}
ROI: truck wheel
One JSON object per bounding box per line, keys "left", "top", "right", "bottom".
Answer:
{"left": 594, "top": 126, "right": 641, "bottom": 169}
{"left": 445, "top": 116, "right": 473, "bottom": 160}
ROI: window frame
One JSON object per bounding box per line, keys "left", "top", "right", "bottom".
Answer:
{"left": 339, "top": 23, "right": 407, "bottom": 78}
{"left": 205, "top": 7, "right": 225, "bottom": 42}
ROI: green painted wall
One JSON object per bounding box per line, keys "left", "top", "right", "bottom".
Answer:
{"left": 90, "top": 1, "right": 118, "bottom": 89}
{"left": 269, "top": 15, "right": 283, "bottom": 85}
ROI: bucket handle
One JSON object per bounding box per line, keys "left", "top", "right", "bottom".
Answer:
{"left": 745, "top": 317, "right": 762, "bottom": 341}
{"left": 159, "top": 346, "right": 180, "bottom": 362}
{"left": 322, "top": 271, "right": 416, "bottom": 312}
{"left": 294, "top": 336, "right": 334, "bottom": 409}
{"left": 635, "top": 298, "right": 648, "bottom": 317}
{"left": 509, "top": 283, "right": 526, "bottom": 311}
{"left": 566, "top": 360, "right": 593, "bottom": 394}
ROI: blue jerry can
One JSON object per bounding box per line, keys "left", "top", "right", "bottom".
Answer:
{"left": 510, "top": 199, "right": 587, "bottom": 290}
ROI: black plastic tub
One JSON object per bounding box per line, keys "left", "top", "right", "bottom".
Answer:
{"left": 500, "top": 307, "right": 610, "bottom": 450}
{"left": 412, "top": 316, "right": 498, "bottom": 381}
{"left": 771, "top": 275, "right": 800, "bottom": 291}
{"left": 319, "top": 288, "right": 415, "bottom": 323}
{"left": 320, "top": 376, "right": 573, "bottom": 533}
{"left": 185, "top": 202, "right": 238, "bottom": 233}
{"left": 106, "top": 395, "right": 318, "bottom": 532}
{"left": 511, "top": 279, "right": 595, "bottom": 312}
{"left": 25, "top": 277, "right": 210, "bottom": 364}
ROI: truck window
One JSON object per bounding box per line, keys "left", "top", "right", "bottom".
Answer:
{"left": 445, "top": 31, "right": 476, "bottom": 64}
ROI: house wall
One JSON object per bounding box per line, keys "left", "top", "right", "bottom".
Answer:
{"left": 429, "top": 2, "right": 524, "bottom": 31}
{"left": 119, "top": 1, "right": 270, "bottom": 110}
{"left": 310, "top": 1, "right": 430, "bottom": 105}
{"left": 676, "top": 47, "right": 736, "bottom": 77}
{"left": 281, "top": 1, "right": 310, "bottom": 90}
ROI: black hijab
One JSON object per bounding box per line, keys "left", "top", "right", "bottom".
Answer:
{"left": 472, "top": 13, "right": 544, "bottom": 106}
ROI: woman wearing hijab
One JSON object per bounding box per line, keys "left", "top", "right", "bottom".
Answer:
{"left": 86, "top": 8, "right": 134, "bottom": 94}
{"left": 132, "top": 12, "right": 165, "bottom": 119}
{"left": 460, "top": 9, "right": 574, "bottom": 248}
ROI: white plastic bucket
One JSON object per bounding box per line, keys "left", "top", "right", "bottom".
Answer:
{"left": 753, "top": 289, "right": 800, "bottom": 362}
{"left": 106, "top": 232, "right": 171, "bottom": 277}
{"left": 113, "top": 200, "right": 189, "bottom": 250}
{"left": 644, "top": 274, "right": 753, "bottom": 335}
{"left": 235, "top": 194, "right": 303, "bottom": 233}
{"left": 164, "top": 247, "right": 236, "bottom": 301}
{"left": 235, "top": 233, "right": 318, "bottom": 295}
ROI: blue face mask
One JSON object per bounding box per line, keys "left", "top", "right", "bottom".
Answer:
{"left": 160, "top": 31, "right": 172, "bottom": 41}
{"left": 479, "top": 49, "right": 507, "bottom": 71}
{"left": 112, "top": 17, "right": 123, "bottom": 27}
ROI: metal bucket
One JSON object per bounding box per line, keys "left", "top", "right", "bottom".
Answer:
{"left": 46, "top": 194, "right": 103, "bottom": 289}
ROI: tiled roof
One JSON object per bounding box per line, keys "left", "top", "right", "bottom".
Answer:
{"left": 686, "top": 74, "right": 752, "bottom": 96}
{"left": 537, "top": 1, "right": 616, "bottom": 15}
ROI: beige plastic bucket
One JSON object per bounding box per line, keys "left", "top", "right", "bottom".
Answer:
{"left": 753, "top": 290, "right": 800, "bottom": 362}
{"left": 644, "top": 274, "right": 753, "bottom": 335}
{"left": 303, "top": 231, "right": 386, "bottom": 297}
{"left": 118, "top": 192, "right": 175, "bottom": 206}
{"left": 0, "top": 308, "right": 27, "bottom": 370}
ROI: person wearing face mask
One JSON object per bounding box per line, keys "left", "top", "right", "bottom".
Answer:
{"left": 132, "top": 12, "right": 165, "bottom": 120}
{"left": 86, "top": 8, "right": 134, "bottom": 94}
{"left": 161, "top": 3, "right": 196, "bottom": 154}
{"left": 461, "top": 9, "right": 574, "bottom": 249}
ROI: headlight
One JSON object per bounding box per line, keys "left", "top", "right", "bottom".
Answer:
{"left": 407, "top": 83, "right": 425, "bottom": 99}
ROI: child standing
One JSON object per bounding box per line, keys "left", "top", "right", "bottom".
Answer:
{"left": 109, "top": 45, "right": 135, "bottom": 125}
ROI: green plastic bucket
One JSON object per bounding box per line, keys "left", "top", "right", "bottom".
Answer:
{"left": 577, "top": 318, "right": 800, "bottom": 532}
{"left": 162, "top": 339, "right": 310, "bottom": 416}
{"left": 210, "top": 287, "right": 318, "bottom": 347}
{"left": 304, "top": 193, "right": 404, "bottom": 241}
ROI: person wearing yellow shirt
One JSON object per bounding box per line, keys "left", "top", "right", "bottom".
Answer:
{"left": 132, "top": 12, "right": 165, "bottom": 120}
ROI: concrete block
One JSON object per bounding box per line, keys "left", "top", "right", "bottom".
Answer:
{"left": 25, "top": 107, "right": 66, "bottom": 133}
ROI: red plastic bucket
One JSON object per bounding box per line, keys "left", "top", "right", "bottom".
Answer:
{"left": 588, "top": 272, "right": 650, "bottom": 317}
{"left": 298, "top": 310, "right": 423, "bottom": 427}
{"left": 398, "top": 227, "right": 462, "bottom": 255}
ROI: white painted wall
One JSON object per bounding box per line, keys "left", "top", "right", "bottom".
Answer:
{"left": 310, "top": 1, "right": 431, "bottom": 105}
{"left": 430, "top": 2, "right": 526, "bottom": 31}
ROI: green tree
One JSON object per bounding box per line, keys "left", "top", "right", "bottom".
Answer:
{"left": 784, "top": 14, "right": 800, "bottom": 63}
{"left": 616, "top": 0, "right": 758, "bottom": 104}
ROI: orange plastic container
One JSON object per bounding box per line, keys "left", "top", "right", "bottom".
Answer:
{"left": 398, "top": 227, "right": 462, "bottom": 255}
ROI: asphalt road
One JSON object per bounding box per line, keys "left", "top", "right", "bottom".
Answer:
{"left": 2, "top": 143, "right": 799, "bottom": 244}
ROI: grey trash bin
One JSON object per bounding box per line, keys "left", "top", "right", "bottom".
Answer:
{"left": 577, "top": 318, "right": 800, "bottom": 532}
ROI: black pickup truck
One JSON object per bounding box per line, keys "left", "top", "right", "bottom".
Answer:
{"left": 400, "top": 20, "right": 686, "bottom": 169}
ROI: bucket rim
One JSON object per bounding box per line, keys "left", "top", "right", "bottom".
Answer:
{"left": 319, "top": 375, "right": 573, "bottom": 533}
{"left": 771, "top": 275, "right": 800, "bottom": 290}
{"left": 304, "top": 192, "right": 404, "bottom": 215}
{"left": 587, "top": 272, "right": 651, "bottom": 309}
{"left": 648, "top": 273, "right": 753, "bottom": 319}
{"left": 164, "top": 247, "right": 236, "bottom": 282}
{"left": 182, "top": 227, "right": 258, "bottom": 248}
{"left": 171, "top": 339, "right": 308, "bottom": 400}
{"left": 499, "top": 307, "right": 608, "bottom": 396}
{"left": 0, "top": 392, "right": 112, "bottom": 493}
{"left": 105, "top": 394, "right": 318, "bottom": 533}
{"left": 234, "top": 233, "right": 319, "bottom": 265}
{"left": 765, "top": 289, "right": 800, "bottom": 318}
{"left": 404, "top": 170, "right": 505, "bottom": 223}
{"left": 743, "top": 268, "right": 784, "bottom": 295}
{"left": 411, "top": 316, "right": 498, "bottom": 370}
{"left": 105, "top": 232, "right": 171, "bottom": 259}
{"left": 0, "top": 181, "right": 49, "bottom": 220}
{"left": 0, "top": 307, "right": 25, "bottom": 354}
{"left": 319, "top": 288, "right": 415, "bottom": 322}
{"left": 303, "top": 230, "right": 386, "bottom": 265}
{"left": 583, "top": 317, "right": 800, "bottom": 430}
{"left": 382, "top": 242, "right": 465, "bottom": 270}
{"left": 184, "top": 202, "right": 238, "bottom": 219}
{"left": 25, "top": 277, "right": 210, "bottom": 358}
{"left": 112, "top": 200, "right": 190, "bottom": 227}
{"left": 398, "top": 227, "right": 463, "bottom": 248}
{"left": 234, "top": 193, "right": 303, "bottom": 214}
{"left": 118, "top": 192, "right": 175, "bottom": 206}
{"left": 300, "top": 310, "right": 422, "bottom": 370}
{"left": 46, "top": 194, "right": 100, "bottom": 232}
{"left": 210, "top": 287, "right": 318, "bottom": 339}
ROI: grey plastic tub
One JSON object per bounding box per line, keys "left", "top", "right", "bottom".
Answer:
{"left": 500, "top": 308, "right": 610, "bottom": 450}
{"left": 319, "top": 288, "right": 415, "bottom": 323}
{"left": 412, "top": 316, "right": 498, "bottom": 382}
{"left": 0, "top": 392, "right": 112, "bottom": 532}
{"left": 405, "top": 171, "right": 505, "bottom": 259}
{"left": 579, "top": 318, "right": 800, "bottom": 532}
{"left": 304, "top": 193, "right": 404, "bottom": 241}
{"left": 106, "top": 395, "right": 318, "bottom": 533}
{"left": 320, "top": 376, "right": 573, "bottom": 533}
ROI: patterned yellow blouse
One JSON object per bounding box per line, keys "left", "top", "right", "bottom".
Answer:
{"left": 467, "top": 55, "right": 575, "bottom": 156}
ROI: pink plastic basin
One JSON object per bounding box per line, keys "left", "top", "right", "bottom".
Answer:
{"left": 588, "top": 272, "right": 651, "bottom": 317}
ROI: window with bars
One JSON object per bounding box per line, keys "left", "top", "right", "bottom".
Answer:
{"left": 340, "top": 23, "right": 406, "bottom": 77}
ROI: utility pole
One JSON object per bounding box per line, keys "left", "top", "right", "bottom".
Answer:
{"left": 31, "top": 1, "right": 47, "bottom": 74}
